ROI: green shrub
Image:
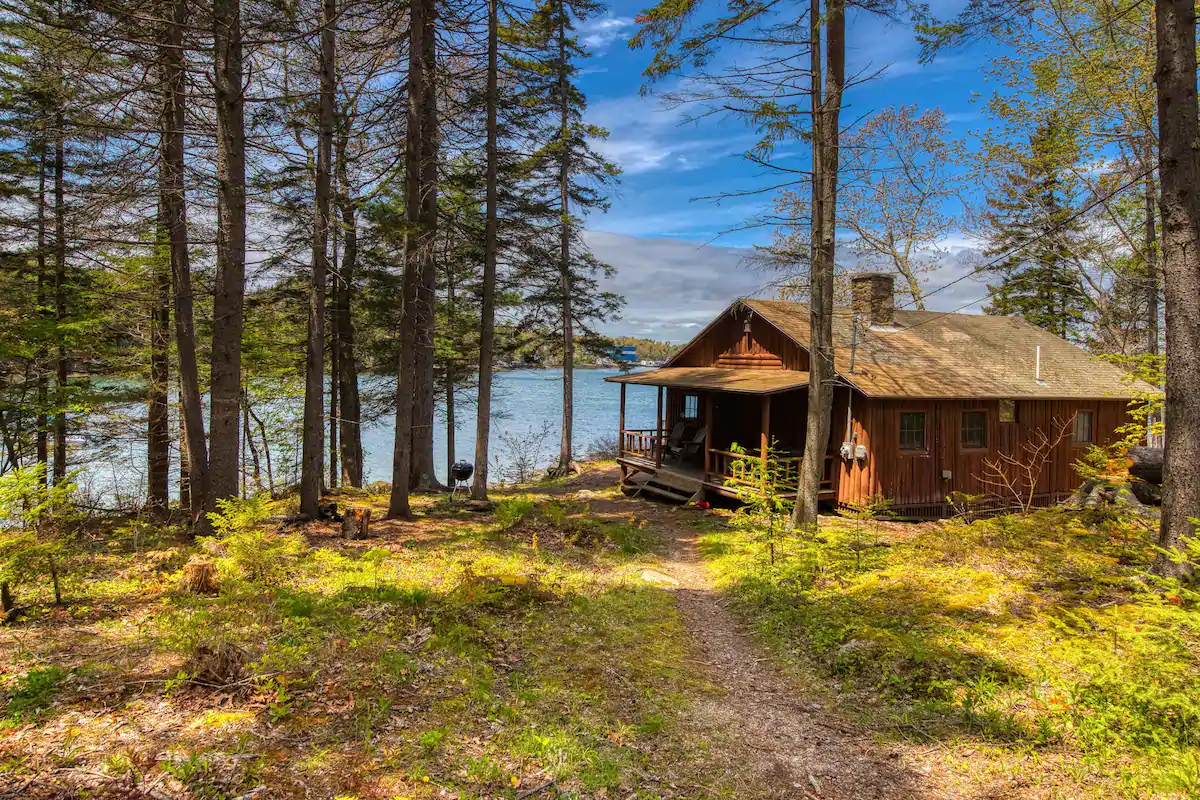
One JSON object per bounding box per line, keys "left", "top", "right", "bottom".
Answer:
{"left": 0, "top": 463, "right": 82, "bottom": 608}
{"left": 5, "top": 665, "right": 67, "bottom": 720}
{"left": 494, "top": 498, "right": 534, "bottom": 531}
{"left": 222, "top": 527, "right": 306, "bottom": 583}
{"left": 207, "top": 495, "right": 276, "bottom": 536}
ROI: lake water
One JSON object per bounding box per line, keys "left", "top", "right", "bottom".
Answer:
{"left": 73, "top": 368, "right": 661, "bottom": 504}
{"left": 361, "top": 368, "right": 659, "bottom": 486}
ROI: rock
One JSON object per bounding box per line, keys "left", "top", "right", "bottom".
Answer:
{"left": 836, "top": 639, "right": 876, "bottom": 660}
{"left": 573, "top": 489, "right": 600, "bottom": 500}
{"left": 366, "top": 480, "right": 392, "bottom": 494}
{"left": 638, "top": 568, "right": 679, "bottom": 586}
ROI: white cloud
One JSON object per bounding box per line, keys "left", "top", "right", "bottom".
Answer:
{"left": 579, "top": 16, "right": 636, "bottom": 50}
{"left": 586, "top": 96, "right": 758, "bottom": 181}
{"left": 584, "top": 230, "right": 993, "bottom": 341}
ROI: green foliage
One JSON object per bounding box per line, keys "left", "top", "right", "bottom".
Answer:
{"left": 0, "top": 463, "right": 79, "bottom": 530}
{"left": 494, "top": 498, "right": 534, "bottom": 531}
{"left": 724, "top": 440, "right": 794, "bottom": 565}
{"left": 837, "top": 495, "right": 894, "bottom": 570}
{"left": 220, "top": 528, "right": 306, "bottom": 584}
{"left": 4, "top": 665, "right": 67, "bottom": 720}
{"left": 0, "top": 463, "right": 81, "bottom": 607}
{"left": 1100, "top": 352, "right": 1164, "bottom": 446}
{"left": 162, "top": 752, "right": 226, "bottom": 800}
{"left": 361, "top": 548, "right": 389, "bottom": 590}
{"left": 207, "top": 495, "right": 276, "bottom": 537}
{"left": 980, "top": 116, "right": 1092, "bottom": 341}
{"left": 700, "top": 506, "right": 1200, "bottom": 790}
{"left": 202, "top": 495, "right": 303, "bottom": 584}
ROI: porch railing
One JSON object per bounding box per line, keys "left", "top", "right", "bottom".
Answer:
{"left": 708, "top": 449, "right": 836, "bottom": 495}
{"left": 620, "top": 429, "right": 660, "bottom": 462}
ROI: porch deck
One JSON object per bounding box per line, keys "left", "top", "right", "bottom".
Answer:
{"left": 617, "top": 432, "right": 836, "bottom": 502}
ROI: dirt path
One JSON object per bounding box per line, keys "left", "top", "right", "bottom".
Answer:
{"left": 580, "top": 474, "right": 948, "bottom": 799}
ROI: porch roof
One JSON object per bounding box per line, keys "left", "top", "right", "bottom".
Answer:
{"left": 605, "top": 367, "right": 809, "bottom": 394}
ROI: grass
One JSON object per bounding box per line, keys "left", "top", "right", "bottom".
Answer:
{"left": 0, "top": 483, "right": 740, "bottom": 799}
{"left": 696, "top": 506, "right": 1200, "bottom": 797}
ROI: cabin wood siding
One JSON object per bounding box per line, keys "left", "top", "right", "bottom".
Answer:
{"left": 835, "top": 396, "right": 1133, "bottom": 510}
{"left": 672, "top": 312, "right": 806, "bottom": 371}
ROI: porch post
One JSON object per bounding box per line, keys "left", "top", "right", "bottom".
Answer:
{"left": 655, "top": 386, "right": 664, "bottom": 468}
{"left": 618, "top": 382, "right": 626, "bottom": 458}
{"left": 704, "top": 392, "right": 714, "bottom": 478}
{"left": 760, "top": 394, "right": 771, "bottom": 485}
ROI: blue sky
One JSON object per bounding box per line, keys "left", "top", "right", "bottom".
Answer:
{"left": 571, "top": 0, "right": 1014, "bottom": 341}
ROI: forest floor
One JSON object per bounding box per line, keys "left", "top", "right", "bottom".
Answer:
{"left": 1, "top": 463, "right": 1196, "bottom": 799}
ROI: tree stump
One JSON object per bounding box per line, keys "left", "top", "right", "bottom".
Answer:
{"left": 180, "top": 557, "right": 218, "bottom": 594}
{"left": 342, "top": 507, "right": 371, "bottom": 540}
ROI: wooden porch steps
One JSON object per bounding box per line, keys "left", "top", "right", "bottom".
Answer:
{"left": 620, "top": 468, "right": 703, "bottom": 505}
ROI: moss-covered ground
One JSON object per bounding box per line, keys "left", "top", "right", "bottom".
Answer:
{"left": 3, "top": 466, "right": 1198, "bottom": 799}
{"left": 697, "top": 505, "right": 1200, "bottom": 798}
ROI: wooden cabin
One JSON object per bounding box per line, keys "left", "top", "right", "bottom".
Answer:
{"left": 607, "top": 273, "right": 1156, "bottom": 518}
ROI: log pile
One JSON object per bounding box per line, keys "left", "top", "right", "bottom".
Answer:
{"left": 1126, "top": 446, "right": 1164, "bottom": 505}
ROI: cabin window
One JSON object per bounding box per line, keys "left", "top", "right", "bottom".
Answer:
{"left": 1073, "top": 411, "right": 1094, "bottom": 445}
{"left": 999, "top": 399, "right": 1016, "bottom": 423}
{"left": 961, "top": 410, "right": 987, "bottom": 449}
{"left": 899, "top": 412, "right": 926, "bottom": 452}
{"left": 682, "top": 394, "right": 699, "bottom": 420}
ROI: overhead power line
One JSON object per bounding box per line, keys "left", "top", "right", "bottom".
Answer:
{"left": 897, "top": 166, "right": 1155, "bottom": 313}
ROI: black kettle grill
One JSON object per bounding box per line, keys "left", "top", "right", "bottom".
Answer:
{"left": 450, "top": 460, "right": 474, "bottom": 501}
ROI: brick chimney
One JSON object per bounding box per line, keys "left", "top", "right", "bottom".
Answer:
{"left": 851, "top": 272, "right": 895, "bottom": 327}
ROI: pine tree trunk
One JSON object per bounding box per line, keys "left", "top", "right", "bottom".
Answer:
{"left": 1145, "top": 160, "right": 1160, "bottom": 357}
{"left": 52, "top": 114, "right": 67, "bottom": 485}
{"left": 148, "top": 202, "right": 171, "bottom": 514}
{"left": 330, "top": 300, "right": 339, "bottom": 490}
{"left": 301, "top": 0, "right": 335, "bottom": 517}
{"left": 210, "top": 0, "right": 248, "bottom": 504}
{"left": 247, "top": 402, "right": 275, "bottom": 496}
{"left": 795, "top": 0, "right": 842, "bottom": 526}
{"left": 472, "top": 0, "right": 499, "bottom": 501}
{"left": 163, "top": 0, "right": 209, "bottom": 524}
{"left": 0, "top": 411, "right": 19, "bottom": 472}
{"left": 1153, "top": 0, "right": 1200, "bottom": 577}
{"left": 36, "top": 144, "right": 48, "bottom": 471}
{"left": 445, "top": 266, "right": 456, "bottom": 481}
{"left": 389, "top": 0, "right": 427, "bottom": 519}
{"left": 555, "top": 11, "right": 574, "bottom": 476}
{"left": 179, "top": 398, "right": 190, "bottom": 509}
{"left": 411, "top": 0, "right": 442, "bottom": 492}
{"left": 336, "top": 194, "right": 363, "bottom": 487}
{"left": 242, "top": 392, "right": 262, "bottom": 491}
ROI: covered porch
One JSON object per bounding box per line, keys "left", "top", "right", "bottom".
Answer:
{"left": 607, "top": 367, "right": 837, "bottom": 503}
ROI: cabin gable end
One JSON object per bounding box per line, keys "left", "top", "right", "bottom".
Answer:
{"left": 670, "top": 304, "right": 806, "bottom": 371}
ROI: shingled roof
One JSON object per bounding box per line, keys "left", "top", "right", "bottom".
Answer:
{"left": 729, "top": 298, "right": 1157, "bottom": 399}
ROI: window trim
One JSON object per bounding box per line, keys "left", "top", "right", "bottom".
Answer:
{"left": 898, "top": 410, "right": 929, "bottom": 455}
{"left": 1072, "top": 410, "right": 1094, "bottom": 446}
{"left": 959, "top": 409, "right": 989, "bottom": 451}
{"left": 682, "top": 394, "right": 700, "bottom": 421}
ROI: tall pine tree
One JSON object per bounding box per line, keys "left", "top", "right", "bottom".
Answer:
{"left": 982, "top": 121, "right": 1091, "bottom": 340}
{"left": 508, "top": 0, "right": 620, "bottom": 476}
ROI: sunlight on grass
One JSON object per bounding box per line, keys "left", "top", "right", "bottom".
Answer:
{"left": 696, "top": 507, "right": 1200, "bottom": 796}
{"left": 0, "top": 487, "right": 730, "bottom": 799}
